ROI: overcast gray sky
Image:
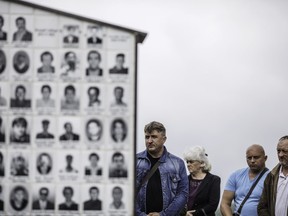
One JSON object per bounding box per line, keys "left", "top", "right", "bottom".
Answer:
{"left": 23, "top": 0, "right": 288, "bottom": 186}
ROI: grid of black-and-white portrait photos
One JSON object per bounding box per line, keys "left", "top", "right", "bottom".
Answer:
{"left": 0, "top": 1, "right": 136, "bottom": 215}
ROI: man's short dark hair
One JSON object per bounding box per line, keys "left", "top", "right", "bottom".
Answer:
{"left": 63, "top": 186, "right": 73, "bottom": 195}
{"left": 112, "top": 152, "right": 124, "bottom": 162}
{"left": 12, "top": 117, "right": 27, "bottom": 128}
{"left": 39, "top": 187, "right": 49, "bottom": 195}
{"left": 144, "top": 121, "right": 166, "bottom": 136}
{"left": 14, "top": 185, "right": 26, "bottom": 194}
{"left": 15, "top": 17, "right": 25, "bottom": 24}
{"left": 42, "top": 119, "right": 50, "bottom": 125}
{"left": 116, "top": 53, "right": 125, "bottom": 58}
{"left": 87, "top": 50, "right": 101, "bottom": 61}
{"left": 41, "top": 85, "right": 51, "bottom": 93}
{"left": 89, "top": 186, "right": 99, "bottom": 194}
{"left": 112, "top": 186, "right": 123, "bottom": 194}
{"left": 279, "top": 136, "right": 288, "bottom": 141}
{"left": 89, "top": 152, "right": 99, "bottom": 161}
{"left": 64, "top": 85, "right": 75, "bottom": 95}
{"left": 40, "top": 51, "right": 53, "bottom": 62}
{"left": 64, "top": 122, "right": 72, "bottom": 129}
{"left": 114, "top": 86, "right": 124, "bottom": 93}
{"left": 66, "top": 154, "right": 73, "bottom": 160}
{"left": 15, "top": 85, "right": 26, "bottom": 95}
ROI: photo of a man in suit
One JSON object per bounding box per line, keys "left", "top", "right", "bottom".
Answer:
{"left": 13, "top": 17, "right": 32, "bottom": 42}
{"left": 36, "top": 120, "right": 54, "bottom": 139}
{"left": 109, "top": 53, "right": 128, "bottom": 74}
{"left": 86, "top": 50, "right": 103, "bottom": 76}
{"left": 63, "top": 25, "right": 79, "bottom": 44}
{"left": 36, "top": 153, "right": 52, "bottom": 175}
{"left": 0, "top": 15, "right": 7, "bottom": 41}
{"left": 10, "top": 85, "right": 31, "bottom": 108}
{"left": 59, "top": 122, "right": 79, "bottom": 141}
{"left": 87, "top": 26, "right": 102, "bottom": 44}
{"left": 83, "top": 186, "right": 102, "bottom": 210}
{"left": 58, "top": 186, "right": 78, "bottom": 211}
{"left": 32, "top": 187, "right": 54, "bottom": 210}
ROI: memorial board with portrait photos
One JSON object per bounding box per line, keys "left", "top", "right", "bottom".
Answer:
{"left": 0, "top": 0, "right": 146, "bottom": 214}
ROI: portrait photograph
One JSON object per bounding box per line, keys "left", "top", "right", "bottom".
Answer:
{"left": 107, "top": 51, "right": 131, "bottom": 82}
{"left": 59, "top": 83, "right": 81, "bottom": 113}
{"left": 58, "top": 116, "right": 81, "bottom": 145}
{"left": 34, "top": 116, "right": 56, "bottom": 143}
{"left": 84, "top": 49, "right": 104, "bottom": 82}
{"left": 82, "top": 150, "right": 105, "bottom": 179}
{"left": 56, "top": 184, "right": 79, "bottom": 212}
{"left": 32, "top": 184, "right": 55, "bottom": 211}
{"left": 57, "top": 151, "right": 80, "bottom": 177}
{"left": 11, "top": 49, "right": 33, "bottom": 81}
{"left": 0, "top": 116, "right": 6, "bottom": 144}
{"left": 62, "top": 25, "right": 80, "bottom": 46}
{"left": 8, "top": 184, "right": 30, "bottom": 213}
{"left": 10, "top": 82, "right": 32, "bottom": 110}
{"left": 109, "top": 84, "right": 130, "bottom": 113}
{"left": 108, "top": 151, "right": 128, "bottom": 179}
{"left": 0, "top": 49, "right": 8, "bottom": 79}
{"left": 109, "top": 117, "right": 129, "bottom": 147}
{"left": 81, "top": 184, "right": 104, "bottom": 212}
{"left": 0, "top": 82, "right": 9, "bottom": 110}
{"left": 10, "top": 15, "right": 33, "bottom": 43}
{"left": 34, "top": 49, "right": 58, "bottom": 80}
{"left": 86, "top": 24, "right": 103, "bottom": 47}
{"left": 33, "top": 82, "right": 57, "bottom": 114}
{"left": 35, "top": 151, "right": 54, "bottom": 176}
{"left": 0, "top": 14, "right": 9, "bottom": 43}
{"left": 84, "top": 117, "right": 104, "bottom": 144}
{"left": 106, "top": 184, "right": 129, "bottom": 212}
{"left": 82, "top": 83, "right": 105, "bottom": 114}
{"left": 59, "top": 50, "right": 82, "bottom": 81}
{"left": 9, "top": 116, "right": 31, "bottom": 145}
{"left": 9, "top": 151, "right": 30, "bottom": 178}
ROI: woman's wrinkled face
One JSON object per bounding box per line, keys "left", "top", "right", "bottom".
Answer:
{"left": 186, "top": 160, "right": 203, "bottom": 174}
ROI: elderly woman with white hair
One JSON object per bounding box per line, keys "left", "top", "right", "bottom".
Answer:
{"left": 183, "top": 146, "right": 221, "bottom": 216}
